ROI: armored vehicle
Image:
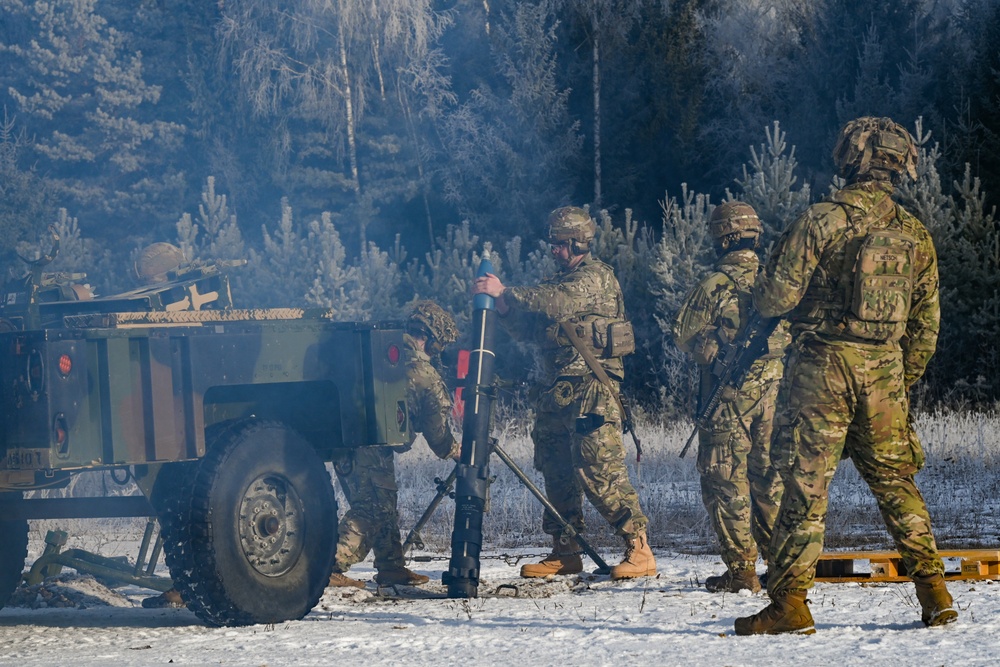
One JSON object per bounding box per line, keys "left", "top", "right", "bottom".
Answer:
{"left": 0, "top": 238, "right": 411, "bottom": 625}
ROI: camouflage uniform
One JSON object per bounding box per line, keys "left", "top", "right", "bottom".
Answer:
{"left": 502, "top": 255, "right": 648, "bottom": 541}
{"left": 754, "top": 179, "right": 944, "bottom": 595}
{"left": 334, "top": 330, "right": 459, "bottom": 576}
{"left": 672, "top": 247, "right": 786, "bottom": 577}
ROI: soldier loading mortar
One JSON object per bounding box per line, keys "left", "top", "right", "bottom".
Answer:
{"left": 0, "top": 236, "right": 413, "bottom": 626}
{"left": 468, "top": 207, "right": 655, "bottom": 584}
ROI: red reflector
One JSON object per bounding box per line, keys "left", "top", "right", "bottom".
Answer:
{"left": 55, "top": 427, "right": 66, "bottom": 445}
{"left": 58, "top": 354, "right": 72, "bottom": 376}
{"left": 387, "top": 344, "right": 400, "bottom": 365}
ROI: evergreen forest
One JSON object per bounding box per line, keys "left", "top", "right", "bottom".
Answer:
{"left": 2, "top": 0, "right": 1000, "bottom": 411}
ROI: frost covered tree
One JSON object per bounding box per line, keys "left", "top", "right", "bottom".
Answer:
{"left": 0, "top": 0, "right": 184, "bottom": 235}
{"left": 0, "top": 110, "right": 50, "bottom": 259}
{"left": 439, "top": 0, "right": 583, "bottom": 240}
{"left": 651, "top": 185, "right": 714, "bottom": 416}
{"left": 728, "top": 121, "right": 811, "bottom": 244}
{"left": 217, "top": 0, "right": 454, "bottom": 253}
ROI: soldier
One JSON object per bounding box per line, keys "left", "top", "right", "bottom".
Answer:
{"left": 134, "top": 242, "right": 185, "bottom": 284}
{"left": 328, "top": 300, "right": 461, "bottom": 588}
{"left": 672, "top": 202, "right": 787, "bottom": 594}
{"left": 735, "top": 117, "right": 957, "bottom": 635}
{"left": 471, "top": 206, "right": 656, "bottom": 580}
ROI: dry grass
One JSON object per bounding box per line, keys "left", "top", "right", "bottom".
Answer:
{"left": 395, "top": 409, "right": 1000, "bottom": 555}
{"left": 28, "top": 410, "right": 1000, "bottom": 561}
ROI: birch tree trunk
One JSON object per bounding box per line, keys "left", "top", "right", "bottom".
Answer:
{"left": 337, "top": 5, "right": 365, "bottom": 250}
{"left": 592, "top": 8, "right": 602, "bottom": 208}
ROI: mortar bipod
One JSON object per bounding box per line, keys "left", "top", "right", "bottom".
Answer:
{"left": 405, "top": 440, "right": 611, "bottom": 575}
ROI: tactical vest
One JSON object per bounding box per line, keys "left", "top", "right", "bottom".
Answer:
{"left": 554, "top": 291, "right": 635, "bottom": 358}
{"left": 798, "top": 188, "right": 917, "bottom": 343}
{"left": 541, "top": 258, "right": 633, "bottom": 379}
{"left": 717, "top": 260, "right": 785, "bottom": 361}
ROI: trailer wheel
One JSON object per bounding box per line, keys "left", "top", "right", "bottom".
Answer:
{"left": 166, "top": 420, "right": 337, "bottom": 626}
{"left": 0, "top": 515, "right": 28, "bottom": 609}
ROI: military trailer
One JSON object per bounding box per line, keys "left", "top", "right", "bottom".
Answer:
{"left": 0, "top": 245, "right": 411, "bottom": 626}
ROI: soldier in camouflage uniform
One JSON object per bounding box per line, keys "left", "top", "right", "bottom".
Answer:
{"left": 472, "top": 206, "right": 656, "bottom": 580}
{"left": 329, "top": 301, "right": 461, "bottom": 588}
{"left": 735, "top": 117, "right": 958, "bottom": 635}
{"left": 672, "top": 202, "right": 787, "bottom": 594}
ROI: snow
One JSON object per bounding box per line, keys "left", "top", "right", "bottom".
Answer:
{"left": 1, "top": 552, "right": 997, "bottom": 666}
{"left": 4, "top": 413, "right": 999, "bottom": 666}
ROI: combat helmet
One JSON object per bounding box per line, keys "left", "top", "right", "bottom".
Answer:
{"left": 709, "top": 202, "right": 763, "bottom": 241}
{"left": 547, "top": 206, "right": 596, "bottom": 253}
{"left": 135, "top": 242, "right": 185, "bottom": 284}
{"left": 832, "top": 116, "right": 918, "bottom": 183}
{"left": 408, "top": 300, "right": 458, "bottom": 356}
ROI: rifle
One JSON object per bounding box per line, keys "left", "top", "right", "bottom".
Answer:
{"left": 560, "top": 322, "right": 643, "bottom": 462}
{"left": 679, "top": 311, "right": 779, "bottom": 458}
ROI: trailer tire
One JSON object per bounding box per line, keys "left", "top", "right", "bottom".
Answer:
{"left": 0, "top": 516, "right": 28, "bottom": 609}
{"left": 166, "top": 419, "right": 337, "bottom": 626}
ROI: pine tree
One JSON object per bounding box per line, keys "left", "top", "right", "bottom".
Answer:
{"left": 0, "top": 0, "right": 185, "bottom": 237}
{"left": 0, "top": 109, "right": 51, "bottom": 260}
{"left": 438, "top": 0, "right": 583, "bottom": 240}
{"left": 652, "top": 184, "right": 714, "bottom": 417}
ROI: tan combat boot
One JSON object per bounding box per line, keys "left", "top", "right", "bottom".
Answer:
{"left": 734, "top": 589, "right": 815, "bottom": 635}
{"left": 705, "top": 566, "right": 761, "bottom": 593}
{"left": 912, "top": 573, "right": 958, "bottom": 627}
{"left": 609, "top": 531, "right": 657, "bottom": 580}
{"left": 376, "top": 566, "right": 430, "bottom": 586}
{"left": 329, "top": 571, "right": 366, "bottom": 589}
{"left": 520, "top": 536, "right": 584, "bottom": 578}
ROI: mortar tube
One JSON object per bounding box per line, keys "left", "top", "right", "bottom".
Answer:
{"left": 444, "top": 256, "right": 497, "bottom": 598}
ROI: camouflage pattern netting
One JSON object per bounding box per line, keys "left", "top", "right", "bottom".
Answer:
{"left": 752, "top": 152, "right": 946, "bottom": 596}
{"left": 672, "top": 247, "right": 786, "bottom": 572}
{"left": 501, "top": 254, "right": 647, "bottom": 540}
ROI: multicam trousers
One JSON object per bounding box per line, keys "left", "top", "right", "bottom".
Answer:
{"left": 697, "top": 377, "right": 783, "bottom": 572}
{"left": 531, "top": 376, "right": 648, "bottom": 540}
{"left": 334, "top": 447, "right": 405, "bottom": 572}
{"left": 767, "top": 336, "right": 945, "bottom": 595}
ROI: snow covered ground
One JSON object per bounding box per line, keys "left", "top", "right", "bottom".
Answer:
{"left": 3, "top": 411, "right": 999, "bottom": 665}
{"left": 1, "top": 551, "right": 997, "bottom": 666}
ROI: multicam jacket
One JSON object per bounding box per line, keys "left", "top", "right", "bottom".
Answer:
{"left": 753, "top": 180, "right": 940, "bottom": 388}
{"left": 403, "top": 333, "right": 459, "bottom": 460}
{"left": 502, "top": 255, "right": 627, "bottom": 385}
{"left": 672, "top": 249, "right": 787, "bottom": 402}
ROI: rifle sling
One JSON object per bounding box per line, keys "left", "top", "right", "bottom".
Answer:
{"left": 559, "top": 322, "right": 628, "bottom": 426}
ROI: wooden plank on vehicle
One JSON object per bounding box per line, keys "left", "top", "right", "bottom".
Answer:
{"left": 815, "top": 549, "right": 1000, "bottom": 582}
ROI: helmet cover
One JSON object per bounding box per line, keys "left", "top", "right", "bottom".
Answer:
{"left": 709, "top": 202, "right": 763, "bottom": 240}
{"left": 547, "top": 206, "right": 597, "bottom": 243}
{"left": 135, "top": 242, "right": 185, "bottom": 283}
{"left": 832, "top": 116, "right": 918, "bottom": 182}
{"left": 409, "top": 300, "right": 458, "bottom": 347}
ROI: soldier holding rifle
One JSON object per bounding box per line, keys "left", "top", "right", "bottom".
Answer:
{"left": 672, "top": 202, "right": 788, "bottom": 594}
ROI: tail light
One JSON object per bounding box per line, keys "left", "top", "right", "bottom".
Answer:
{"left": 58, "top": 353, "right": 73, "bottom": 376}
